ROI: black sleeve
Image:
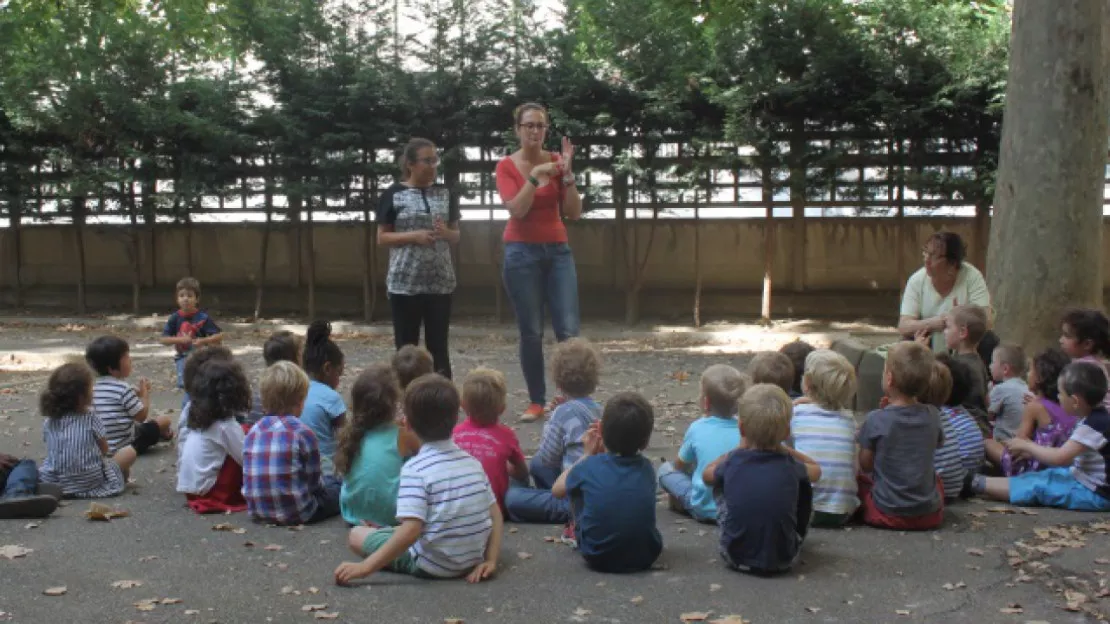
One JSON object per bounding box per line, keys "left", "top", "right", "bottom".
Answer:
{"left": 375, "top": 186, "right": 398, "bottom": 226}
{"left": 448, "top": 187, "right": 461, "bottom": 224}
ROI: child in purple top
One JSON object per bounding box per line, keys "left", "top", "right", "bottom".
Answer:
{"left": 995, "top": 349, "right": 1075, "bottom": 476}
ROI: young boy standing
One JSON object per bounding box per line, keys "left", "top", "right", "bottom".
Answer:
{"left": 989, "top": 344, "right": 1029, "bottom": 442}
{"left": 704, "top": 384, "right": 819, "bottom": 574}
{"left": 857, "top": 342, "right": 944, "bottom": 530}
{"left": 86, "top": 335, "right": 173, "bottom": 455}
{"left": 335, "top": 374, "right": 503, "bottom": 584}
{"left": 943, "top": 305, "right": 991, "bottom": 412}
{"left": 160, "top": 277, "right": 223, "bottom": 404}
{"left": 553, "top": 392, "right": 662, "bottom": 573}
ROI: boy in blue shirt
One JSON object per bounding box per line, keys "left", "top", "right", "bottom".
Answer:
{"left": 704, "top": 384, "right": 821, "bottom": 575}
{"left": 159, "top": 277, "right": 222, "bottom": 407}
{"left": 658, "top": 364, "right": 750, "bottom": 522}
{"left": 553, "top": 392, "right": 662, "bottom": 573}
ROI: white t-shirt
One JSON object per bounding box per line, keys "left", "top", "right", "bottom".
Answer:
{"left": 899, "top": 264, "right": 991, "bottom": 352}
{"left": 176, "top": 417, "right": 245, "bottom": 495}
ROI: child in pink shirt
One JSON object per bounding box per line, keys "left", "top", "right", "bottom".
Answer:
{"left": 453, "top": 368, "right": 528, "bottom": 511}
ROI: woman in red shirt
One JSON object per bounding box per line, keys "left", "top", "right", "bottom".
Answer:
{"left": 496, "top": 103, "right": 584, "bottom": 422}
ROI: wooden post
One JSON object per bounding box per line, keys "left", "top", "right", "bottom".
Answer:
{"left": 761, "top": 155, "right": 775, "bottom": 321}
{"left": 788, "top": 121, "right": 806, "bottom": 292}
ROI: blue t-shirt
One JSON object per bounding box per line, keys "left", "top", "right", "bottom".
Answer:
{"left": 162, "top": 310, "right": 221, "bottom": 360}
{"left": 300, "top": 380, "right": 347, "bottom": 475}
{"left": 677, "top": 415, "right": 741, "bottom": 520}
{"left": 565, "top": 454, "right": 663, "bottom": 573}
{"left": 715, "top": 449, "right": 811, "bottom": 573}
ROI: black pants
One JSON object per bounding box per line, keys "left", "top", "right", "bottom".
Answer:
{"left": 389, "top": 293, "right": 453, "bottom": 379}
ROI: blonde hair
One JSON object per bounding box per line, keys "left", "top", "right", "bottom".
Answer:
{"left": 747, "top": 352, "right": 795, "bottom": 394}
{"left": 885, "top": 342, "right": 935, "bottom": 399}
{"left": 949, "top": 305, "right": 989, "bottom": 346}
{"left": 739, "top": 384, "right": 792, "bottom": 450}
{"left": 921, "top": 360, "right": 953, "bottom": 406}
{"left": 552, "top": 338, "right": 601, "bottom": 398}
{"left": 260, "top": 361, "right": 310, "bottom": 416}
{"left": 802, "top": 350, "right": 857, "bottom": 411}
{"left": 701, "top": 365, "right": 751, "bottom": 417}
{"left": 462, "top": 368, "right": 508, "bottom": 425}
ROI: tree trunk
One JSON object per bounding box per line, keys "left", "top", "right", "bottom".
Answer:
{"left": 693, "top": 187, "right": 702, "bottom": 328}
{"left": 73, "top": 197, "right": 88, "bottom": 314}
{"left": 761, "top": 157, "right": 775, "bottom": 321}
{"left": 789, "top": 121, "right": 807, "bottom": 292}
{"left": 10, "top": 188, "right": 22, "bottom": 307}
{"left": 987, "top": 0, "right": 1108, "bottom": 352}
{"left": 305, "top": 195, "right": 317, "bottom": 320}
{"left": 253, "top": 168, "right": 273, "bottom": 321}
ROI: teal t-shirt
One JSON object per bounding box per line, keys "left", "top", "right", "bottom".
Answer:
{"left": 677, "top": 415, "right": 742, "bottom": 520}
{"left": 339, "top": 424, "right": 404, "bottom": 527}
{"left": 301, "top": 380, "right": 346, "bottom": 475}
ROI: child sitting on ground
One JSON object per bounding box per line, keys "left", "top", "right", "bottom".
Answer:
{"left": 392, "top": 345, "right": 434, "bottom": 422}
{"left": 177, "top": 359, "right": 249, "bottom": 514}
{"left": 1059, "top": 308, "right": 1110, "bottom": 408}
{"left": 747, "top": 352, "right": 795, "bottom": 396}
{"left": 704, "top": 384, "right": 820, "bottom": 574}
{"left": 553, "top": 392, "right": 663, "bottom": 573}
{"left": 337, "top": 364, "right": 421, "bottom": 528}
{"left": 86, "top": 335, "right": 173, "bottom": 455}
{"left": 300, "top": 321, "right": 347, "bottom": 475}
{"left": 243, "top": 361, "right": 341, "bottom": 525}
{"left": 453, "top": 368, "right": 528, "bottom": 512}
{"left": 779, "top": 341, "right": 816, "bottom": 400}
{"left": 248, "top": 331, "right": 303, "bottom": 426}
{"left": 0, "top": 453, "right": 63, "bottom": 519}
{"left": 334, "top": 374, "right": 503, "bottom": 584}
{"left": 505, "top": 338, "right": 602, "bottom": 524}
{"left": 658, "top": 364, "right": 749, "bottom": 522}
{"left": 177, "top": 346, "right": 234, "bottom": 434}
{"left": 856, "top": 342, "right": 944, "bottom": 529}
{"left": 790, "top": 350, "right": 859, "bottom": 527}
{"left": 934, "top": 355, "right": 986, "bottom": 483}
{"left": 922, "top": 360, "right": 966, "bottom": 502}
{"left": 971, "top": 361, "right": 1110, "bottom": 511}
{"left": 38, "top": 363, "right": 136, "bottom": 498}
{"left": 986, "top": 348, "right": 1075, "bottom": 476}
{"left": 159, "top": 277, "right": 223, "bottom": 406}
{"left": 989, "top": 343, "right": 1029, "bottom": 442}
{"left": 943, "top": 305, "right": 991, "bottom": 412}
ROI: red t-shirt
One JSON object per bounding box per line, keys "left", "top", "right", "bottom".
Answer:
{"left": 452, "top": 417, "right": 526, "bottom": 511}
{"left": 496, "top": 154, "right": 568, "bottom": 244}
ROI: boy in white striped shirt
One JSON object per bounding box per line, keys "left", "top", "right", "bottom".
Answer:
{"left": 335, "top": 374, "right": 504, "bottom": 585}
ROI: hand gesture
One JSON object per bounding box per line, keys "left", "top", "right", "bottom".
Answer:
{"left": 433, "top": 217, "right": 447, "bottom": 237}
{"left": 411, "top": 230, "right": 437, "bottom": 247}
{"left": 560, "top": 137, "right": 575, "bottom": 175}
{"left": 914, "top": 328, "right": 931, "bottom": 347}
{"left": 1004, "top": 437, "right": 1032, "bottom": 459}
{"left": 466, "top": 560, "right": 497, "bottom": 584}
{"left": 138, "top": 377, "right": 152, "bottom": 397}
{"left": 582, "top": 422, "right": 605, "bottom": 456}
{"left": 530, "top": 162, "right": 558, "bottom": 184}
{"left": 334, "top": 561, "right": 371, "bottom": 586}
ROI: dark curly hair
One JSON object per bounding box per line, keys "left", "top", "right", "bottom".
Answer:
{"left": 183, "top": 346, "right": 234, "bottom": 395}
{"left": 41, "top": 362, "right": 94, "bottom": 419}
{"left": 335, "top": 364, "right": 401, "bottom": 476}
{"left": 304, "top": 320, "right": 344, "bottom": 379}
{"left": 552, "top": 338, "right": 601, "bottom": 398}
{"left": 1031, "top": 348, "right": 1071, "bottom": 403}
{"left": 187, "top": 359, "right": 252, "bottom": 431}
{"left": 927, "top": 231, "right": 967, "bottom": 267}
{"left": 85, "top": 335, "right": 129, "bottom": 376}
{"left": 1062, "top": 308, "right": 1110, "bottom": 358}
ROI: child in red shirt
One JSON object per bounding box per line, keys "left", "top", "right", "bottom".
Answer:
{"left": 453, "top": 368, "right": 528, "bottom": 511}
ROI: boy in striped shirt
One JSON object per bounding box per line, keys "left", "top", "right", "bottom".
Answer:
{"left": 335, "top": 374, "right": 504, "bottom": 585}
{"left": 86, "top": 335, "right": 173, "bottom": 456}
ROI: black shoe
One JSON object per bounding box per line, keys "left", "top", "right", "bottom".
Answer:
{"left": 0, "top": 494, "right": 58, "bottom": 519}
{"left": 36, "top": 483, "right": 64, "bottom": 501}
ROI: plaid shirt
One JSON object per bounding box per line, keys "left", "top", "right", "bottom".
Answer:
{"left": 242, "top": 415, "right": 323, "bottom": 525}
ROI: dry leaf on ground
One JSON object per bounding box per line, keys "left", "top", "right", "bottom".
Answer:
{"left": 161, "top": 598, "right": 182, "bottom": 605}
{"left": 708, "top": 617, "right": 749, "bottom": 624}
{"left": 1064, "top": 590, "right": 1088, "bottom": 611}
{"left": 998, "top": 603, "right": 1023, "bottom": 614}
{"left": 24, "top": 522, "right": 39, "bottom": 529}
{"left": 895, "top": 610, "right": 911, "bottom": 616}
{"left": 211, "top": 523, "right": 236, "bottom": 531}
{"left": 185, "top": 610, "right": 200, "bottom": 615}
{"left": 1096, "top": 558, "right": 1110, "bottom": 565}
{"left": 314, "top": 613, "right": 338, "bottom": 620}
{"left": 805, "top": 606, "right": 820, "bottom": 613}
{"left": 134, "top": 599, "right": 159, "bottom": 612}
{"left": 264, "top": 544, "right": 284, "bottom": 552}
{"left": 302, "top": 604, "right": 328, "bottom": 612}
{"left": 516, "top": 552, "right": 533, "bottom": 560}
{"left": 966, "top": 548, "right": 985, "bottom": 557}
{"left": 42, "top": 586, "right": 67, "bottom": 596}
{"left": 681, "top": 612, "right": 711, "bottom": 622}
{"left": 630, "top": 596, "right": 644, "bottom": 604}
{"left": 111, "top": 580, "right": 144, "bottom": 589}
{"left": 709, "top": 584, "right": 721, "bottom": 592}
{"left": 986, "top": 506, "right": 1015, "bottom": 514}
{"left": 85, "top": 502, "right": 129, "bottom": 521}
{"left": 0, "top": 545, "right": 32, "bottom": 559}
{"left": 444, "top": 619, "right": 465, "bottom": 624}
{"left": 942, "top": 582, "right": 967, "bottom": 590}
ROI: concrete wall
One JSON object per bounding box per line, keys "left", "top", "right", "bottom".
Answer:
{"left": 0, "top": 218, "right": 1092, "bottom": 321}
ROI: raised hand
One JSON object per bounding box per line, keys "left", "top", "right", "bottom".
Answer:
{"left": 560, "top": 136, "right": 575, "bottom": 174}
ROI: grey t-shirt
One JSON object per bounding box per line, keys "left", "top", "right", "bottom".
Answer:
{"left": 989, "top": 377, "right": 1029, "bottom": 442}
{"left": 954, "top": 353, "right": 989, "bottom": 411}
{"left": 858, "top": 404, "right": 943, "bottom": 516}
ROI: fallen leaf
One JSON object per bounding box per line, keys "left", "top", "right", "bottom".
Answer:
{"left": 0, "top": 545, "right": 32, "bottom": 559}
{"left": 232, "top": 528, "right": 247, "bottom": 535}
{"left": 1017, "top": 508, "right": 1038, "bottom": 516}
{"left": 805, "top": 606, "right": 820, "bottom": 613}
{"left": 998, "top": 603, "right": 1023, "bottom": 614}
{"left": 444, "top": 619, "right": 465, "bottom": 624}
{"left": 42, "top": 586, "right": 67, "bottom": 596}
{"left": 986, "top": 506, "right": 1016, "bottom": 513}
{"left": 243, "top": 541, "right": 255, "bottom": 548}
{"left": 895, "top": 610, "right": 911, "bottom": 616}
{"left": 111, "top": 580, "right": 144, "bottom": 589}
{"left": 211, "top": 523, "right": 236, "bottom": 531}
{"left": 516, "top": 552, "right": 533, "bottom": 560}
{"left": 85, "top": 502, "right": 129, "bottom": 521}
{"left": 630, "top": 596, "right": 644, "bottom": 604}
{"left": 314, "top": 614, "right": 338, "bottom": 620}
{"left": 508, "top": 527, "right": 518, "bottom": 534}
{"left": 185, "top": 610, "right": 200, "bottom": 615}
{"left": 966, "top": 548, "right": 985, "bottom": 557}
{"left": 681, "top": 612, "right": 711, "bottom": 622}
{"left": 161, "top": 598, "right": 182, "bottom": 605}
{"left": 134, "top": 599, "right": 158, "bottom": 612}
{"left": 139, "top": 556, "right": 159, "bottom": 562}
{"left": 1096, "top": 558, "right": 1110, "bottom": 565}
{"left": 308, "top": 587, "right": 319, "bottom": 594}
{"left": 1064, "top": 590, "right": 1088, "bottom": 611}
{"left": 302, "top": 604, "right": 328, "bottom": 612}
{"left": 574, "top": 608, "right": 592, "bottom": 616}
{"left": 264, "top": 544, "right": 284, "bottom": 552}
{"left": 709, "top": 583, "right": 721, "bottom": 592}
{"left": 709, "top": 617, "right": 749, "bottom": 624}
{"left": 281, "top": 586, "right": 295, "bottom": 595}
{"left": 24, "top": 522, "right": 39, "bottom": 529}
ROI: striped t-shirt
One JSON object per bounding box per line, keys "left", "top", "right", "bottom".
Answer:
{"left": 534, "top": 398, "right": 601, "bottom": 472}
{"left": 942, "top": 406, "right": 984, "bottom": 474}
{"left": 93, "top": 377, "right": 144, "bottom": 454}
{"left": 1070, "top": 408, "right": 1110, "bottom": 499}
{"left": 40, "top": 412, "right": 111, "bottom": 494}
{"left": 933, "top": 409, "right": 966, "bottom": 499}
{"left": 789, "top": 404, "right": 859, "bottom": 515}
{"left": 396, "top": 440, "right": 495, "bottom": 578}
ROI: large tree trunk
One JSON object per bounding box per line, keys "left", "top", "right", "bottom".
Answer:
{"left": 987, "top": 0, "right": 1108, "bottom": 352}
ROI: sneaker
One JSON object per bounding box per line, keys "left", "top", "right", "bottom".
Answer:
{"left": 0, "top": 494, "right": 58, "bottom": 519}
{"left": 519, "top": 403, "right": 545, "bottom": 423}
{"left": 36, "top": 483, "right": 64, "bottom": 501}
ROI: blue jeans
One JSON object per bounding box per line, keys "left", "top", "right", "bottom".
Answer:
{"left": 657, "top": 461, "right": 695, "bottom": 510}
{"left": 309, "top": 475, "right": 343, "bottom": 523}
{"left": 503, "top": 460, "right": 570, "bottom": 524}
{"left": 2, "top": 459, "right": 38, "bottom": 498}
{"left": 175, "top": 357, "right": 190, "bottom": 408}
{"left": 502, "top": 242, "right": 581, "bottom": 405}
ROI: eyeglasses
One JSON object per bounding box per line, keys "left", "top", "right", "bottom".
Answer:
{"left": 518, "top": 123, "right": 548, "bottom": 132}
{"left": 414, "top": 156, "right": 440, "bottom": 166}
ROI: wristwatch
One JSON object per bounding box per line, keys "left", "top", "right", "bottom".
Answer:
{"left": 527, "top": 175, "right": 540, "bottom": 187}
{"left": 562, "top": 173, "right": 576, "bottom": 186}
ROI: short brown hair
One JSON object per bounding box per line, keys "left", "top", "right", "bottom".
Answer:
{"left": 552, "top": 338, "right": 601, "bottom": 397}
{"left": 601, "top": 392, "right": 654, "bottom": 456}
{"left": 920, "top": 360, "right": 953, "bottom": 407}
{"left": 701, "top": 365, "right": 750, "bottom": 417}
{"left": 40, "top": 362, "right": 94, "bottom": 419}
{"left": 747, "top": 352, "right": 795, "bottom": 394}
{"left": 739, "top": 384, "right": 792, "bottom": 450}
{"left": 993, "top": 343, "right": 1028, "bottom": 376}
{"left": 404, "top": 374, "right": 460, "bottom": 442}
{"left": 260, "top": 361, "right": 310, "bottom": 416}
{"left": 884, "top": 342, "right": 935, "bottom": 399}
{"left": 949, "top": 305, "right": 988, "bottom": 346}
{"left": 513, "top": 102, "right": 547, "bottom": 125}
{"left": 803, "top": 350, "right": 857, "bottom": 411}
{"left": 462, "top": 368, "right": 507, "bottom": 425}
{"left": 779, "top": 341, "right": 816, "bottom": 395}
{"left": 176, "top": 276, "right": 201, "bottom": 298}
{"left": 392, "top": 345, "right": 434, "bottom": 390}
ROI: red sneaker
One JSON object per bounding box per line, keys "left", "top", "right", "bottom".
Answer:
{"left": 519, "top": 403, "right": 545, "bottom": 423}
